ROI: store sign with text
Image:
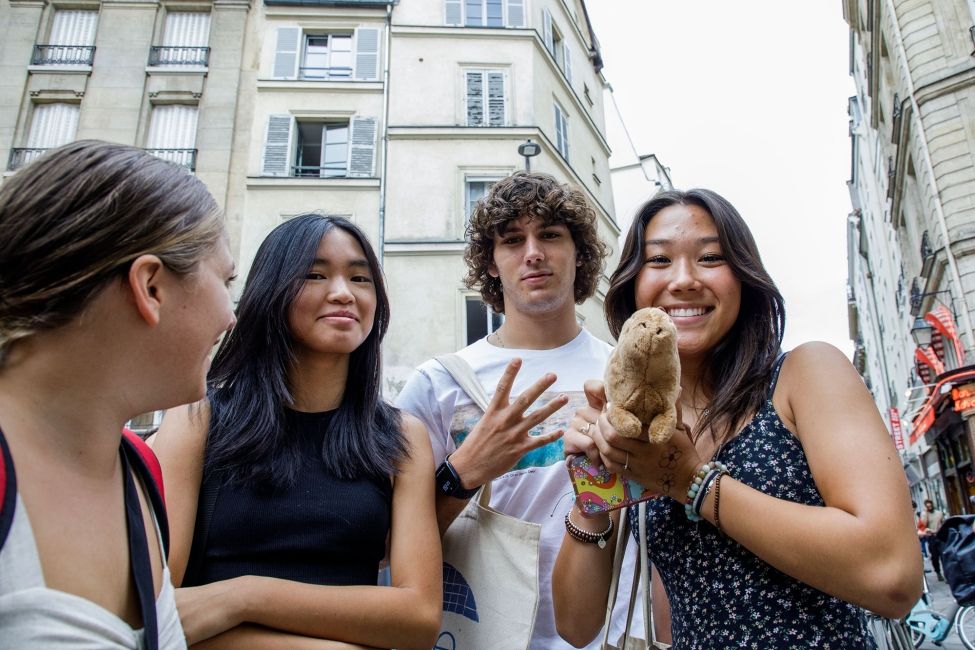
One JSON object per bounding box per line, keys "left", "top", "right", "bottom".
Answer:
{"left": 953, "top": 382, "right": 975, "bottom": 413}
{"left": 889, "top": 407, "right": 904, "bottom": 451}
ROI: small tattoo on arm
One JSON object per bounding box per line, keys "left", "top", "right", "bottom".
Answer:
{"left": 659, "top": 446, "right": 682, "bottom": 469}
{"left": 658, "top": 473, "right": 675, "bottom": 493}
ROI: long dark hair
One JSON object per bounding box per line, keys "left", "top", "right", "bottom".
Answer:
{"left": 604, "top": 189, "right": 785, "bottom": 443}
{"left": 204, "top": 214, "right": 406, "bottom": 486}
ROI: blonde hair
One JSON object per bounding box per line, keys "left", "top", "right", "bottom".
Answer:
{"left": 0, "top": 140, "right": 224, "bottom": 364}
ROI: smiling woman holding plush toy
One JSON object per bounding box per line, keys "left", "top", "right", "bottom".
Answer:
{"left": 553, "top": 189, "right": 922, "bottom": 649}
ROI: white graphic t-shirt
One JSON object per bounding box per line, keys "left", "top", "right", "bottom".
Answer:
{"left": 396, "top": 329, "right": 644, "bottom": 649}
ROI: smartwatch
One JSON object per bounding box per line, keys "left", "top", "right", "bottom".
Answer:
{"left": 435, "top": 454, "right": 480, "bottom": 499}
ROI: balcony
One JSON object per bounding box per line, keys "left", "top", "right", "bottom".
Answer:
{"left": 148, "top": 46, "right": 210, "bottom": 67}
{"left": 145, "top": 148, "right": 197, "bottom": 171}
{"left": 31, "top": 45, "right": 95, "bottom": 66}
{"left": 7, "top": 148, "right": 48, "bottom": 171}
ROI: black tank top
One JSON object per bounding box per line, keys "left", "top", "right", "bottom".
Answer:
{"left": 185, "top": 409, "right": 393, "bottom": 587}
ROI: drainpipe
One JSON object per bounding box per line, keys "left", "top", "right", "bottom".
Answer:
{"left": 378, "top": 2, "right": 393, "bottom": 265}
{"left": 884, "top": 0, "right": 975, "bottom": 349}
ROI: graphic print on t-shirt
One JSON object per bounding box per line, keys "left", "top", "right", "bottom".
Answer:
{"left": 448, "top": 392, "right": 588, "bottom": 471}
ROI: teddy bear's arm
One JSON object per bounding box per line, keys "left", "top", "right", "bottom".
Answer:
{"left": 647, "top": 407, "right": 677, "bottom": 444}
{"left": 608, "top": 405, "right": 645, "bottom": 439}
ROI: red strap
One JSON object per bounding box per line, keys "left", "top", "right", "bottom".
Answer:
{"left": 122, "top": 427, "right": 166, "bottom": 506}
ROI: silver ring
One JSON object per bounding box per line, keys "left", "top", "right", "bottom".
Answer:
{"left": 624, "top": 452, "right": 629, "bottom": 471}
{"left": 581, "top": 422, "right": 592, "bottom": 436}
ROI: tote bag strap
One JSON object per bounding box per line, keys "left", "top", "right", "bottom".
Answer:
{"left": 436, "top": 353, "right": 492, "bottom": 412}
{"left": 602, "top": 506, "right": 632, "bottom": 646}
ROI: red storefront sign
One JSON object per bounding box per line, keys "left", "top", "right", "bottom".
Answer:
{"left": 889, "top": 408, "right": 904, "bottom": 450}
{"left": 953, "top": 382, "right": 975, "bottom": 413}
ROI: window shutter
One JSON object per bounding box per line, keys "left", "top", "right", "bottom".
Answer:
{"left": 163, "top": 12, "right": 210, "bottom": 47}
{"left": 262, "top": 114, "right": 294, "bottom": 176}
{"left": 28, "top": 103, "right": 79, "bottom": 148}
{"left": 353, "top": 27, "right": 380, "bottom": 81}
{"left": 445, "top": 0, "right": 462, "bottom": 25}
{"left": 50, "top": 10, "right": 98, "bottom": 46}
{"left": 487, "top": 72, "right": 505, "bottom": 126}
{"left": 272, "top": 27, "right": 300, "bottom": 79}
{"left": 147, "top": 105, "right": 198, "bottom": 149}
{"left": 465, "top": 71, "right": 484, "bottom": 126}
{"left": 562, "top": 42, "right": 572, "bottom": 84}
{"left": 542, "top": 9, "right": 553, "bottom": 55}
{"left": 348, "top": 116, "right": 377, "bottom": 178}
{"left": 507, "top": 0, "right": 524, "bottom": 27}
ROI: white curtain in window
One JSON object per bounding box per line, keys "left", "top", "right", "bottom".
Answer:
{"left": 146, "top": 105, "right": 198, "bottom": 150}
{"left": 49, "top": 10, "right": 98, "bottom": 46}
{"left": 27, "top": 103, "right": 79, "bottom": 148}
{"left": 163, "top": 12, "right": 211, "bottom": 47}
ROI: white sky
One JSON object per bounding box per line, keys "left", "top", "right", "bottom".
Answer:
{"left": 586, "top": 1, "right": 857, "bottom": 356}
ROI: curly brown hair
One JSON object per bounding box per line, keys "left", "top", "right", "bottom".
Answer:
{"left": 464, "top": 171, "right": 608, "bottom": 313}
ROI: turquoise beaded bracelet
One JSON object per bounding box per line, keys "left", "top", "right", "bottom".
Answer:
{"left": 684, "top": 461, "right": 729, "bottom": 522}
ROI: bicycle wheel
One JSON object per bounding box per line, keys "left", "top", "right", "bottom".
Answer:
{"left": 956, "top": 605, "right": 975, "bottom": 650}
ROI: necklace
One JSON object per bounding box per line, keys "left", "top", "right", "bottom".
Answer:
{"left": 490, "top": 330, "right": 505, "bottom": 348}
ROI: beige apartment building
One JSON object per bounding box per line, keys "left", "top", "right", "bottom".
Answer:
{"left": 844, "top": 0, "right": 975, "bottom": 513}
{"left": 0, "top": 0, "right": 622, "bottom": 396}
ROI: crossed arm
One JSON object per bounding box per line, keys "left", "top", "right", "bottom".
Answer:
{"left": 152, "top": 404, "right": 442, "bottom": 649}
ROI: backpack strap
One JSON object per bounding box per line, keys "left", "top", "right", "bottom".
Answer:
{"left": 121, "top": 428, "right": 170, "bottom": 556}
{"left": 435, "top": 353, "right": 492, "bottom": 412}
{"left": 0, "top": 426, "right": 15, "bottom": 551}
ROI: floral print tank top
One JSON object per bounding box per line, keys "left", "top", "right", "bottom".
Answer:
{"left": 633, "top": 355, "right": 872, "bottom": 649}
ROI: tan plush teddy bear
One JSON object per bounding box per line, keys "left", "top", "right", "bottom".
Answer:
{"left": 604, "top": 306, "right": 681, "bottom": 442}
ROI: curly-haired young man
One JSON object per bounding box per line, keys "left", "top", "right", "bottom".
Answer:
{"left": 396, "top": 172, "right": 643, "bottom": 648}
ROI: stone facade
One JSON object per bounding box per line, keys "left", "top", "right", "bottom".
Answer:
{"left": 0, "top": 0, "right": 622, "bottom": 398}
{"left": 844, "top": 0, "right": 975, "bottom": 513}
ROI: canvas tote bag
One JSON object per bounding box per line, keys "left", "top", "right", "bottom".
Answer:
{"left": 433, "top": 354, "right": 541, "bottom": 650}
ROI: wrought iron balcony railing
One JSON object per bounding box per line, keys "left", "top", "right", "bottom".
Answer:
{"left": 145, "top": 148, "right": 197, "bottom": 171}
{"left": 148, "top": 46, "right": 210, "bottom": 67}
{"left": 7, "top": 148, "right": 48, "bottom": 171}
{"left": 31, "top": 44, "right": 95, "bottom": 66}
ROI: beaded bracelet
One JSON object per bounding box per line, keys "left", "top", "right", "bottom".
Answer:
{"left": 684, "top": 460, "right": 729, "bottom": 522}
{"left": 564, "top": 510, "right": 614, "bottom": 549}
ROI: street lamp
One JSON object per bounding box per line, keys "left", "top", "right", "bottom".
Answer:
{"left": 517, "top": 139, "right": 541, "bottom": 171}
{"left": 911, "top": 317, "right": 934, "bottom": 348}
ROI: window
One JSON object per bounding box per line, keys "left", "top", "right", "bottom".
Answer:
{"left": 465, "top": 296, "right": 503, "bottom": 345}
{"left": 9, "top": 102, "right": 79, "bottom": 170}
{"left": 145, "top": 104, "right": 198, "bottom": 170}
{"left": 300, "top": 33, "right": 353, "bottom": 80}
{"left": 542, "top": 9, "right": 571, "bottom": 82}
{"left": 444, "top": 0, "right": 524, "bottom": 27}
{"left": 465, "top": 177, "right": 499, "bottom": 222}
{"left": 554, "top": 103, "right": 568, "bottom": 160}
{"left": 296, "top": 121, "right": 349, "bottom": 177}
{"left": 149, "top": 12, "right": 211, "bottom": 66}
{"left": 34, "top": 10, "right": 98, "bottom": 66}
{"left": 272, "top": 27, "right": 378, "bottom": 81}
{"left": 261, "top": 114, "right": 377, "bottom": 178}
{"left": 465, "top": 70, "right": 506, "bottom": 127}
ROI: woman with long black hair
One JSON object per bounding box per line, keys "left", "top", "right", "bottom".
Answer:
{"left": 152, "top": 214, "right": 441, "bottom": 649}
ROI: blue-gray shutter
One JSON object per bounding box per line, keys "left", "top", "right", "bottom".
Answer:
{"left": 348, "top": 116, "right": 377, "bottom": 177}
{"left": 262, "top": 114, "right": 293, "bottom": 176}
{"left": 466, "top": 71, "right": 484, "bottom": 126}
{"left": 507, "top": 0, "right": 524, "bottom": 27}
{"left": 272, "top": 27, "right": 299, "bottom": 79}
{"left": 542, "top": 9, "right": 553, "bottom": 55}
{"left": 445, "top": 0, "right": 462, "bottom": 25}
{"left": 562, "top": 42, "right": 572, "bottom": 84}
{"left": 487, "top": 72, "right": 505, "bottom": 126}
{"left": 353, "top": 27, "right": 379, "bottom": 80}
